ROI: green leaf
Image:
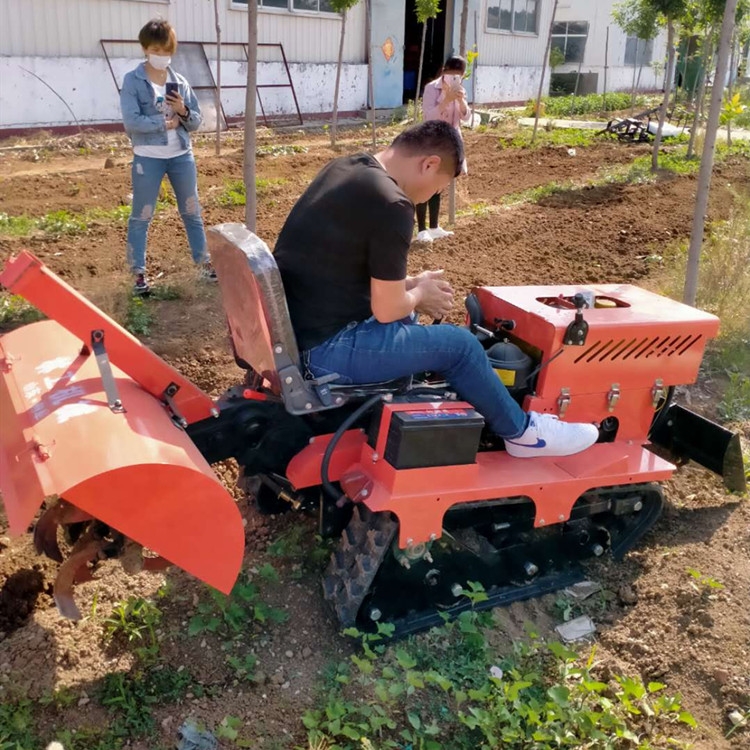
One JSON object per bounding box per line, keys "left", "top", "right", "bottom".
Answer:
{"left": 648, "top": 681, "right": 666, "bottom": 693}
{"left": 679, "top": 711, "right": 698, "bottom": 728}
{"left": 407, "top": 712, "right": 421, "bottom": 730}
{"left": 547, "top": 685, "right": 570, "bottom": 705}
{"left": 395, "top": 649, "right": 417, "bottom": 670}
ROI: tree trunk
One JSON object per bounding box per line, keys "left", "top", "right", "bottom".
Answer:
{"left": 415, "top": 21, "right": 427, "bottom": 121}
{"left": 214, "top": 0, "right": 222, "bottom": 156}
{"left": 459, "top": 0, "right": 469, "bottom": 56}
{"left": 726, "top": 31, "right": 737, "bottom": 146}
{"left": 331, "top": 9, "right": 348, "bottom": 147}
{"left": 683, "top": 0, "right": 738, "bottom": 306}
{"left": 630, "top": 38, "right": 639, "bottom": 112}
{"left": 532, "top": 0, "right": 559, "bottom": 143}
{"left": 687, "top": 34, "right": 713, "bottom": 159}
{"left": 651, "top": 19, "right": 676, "bottom": 172}
{"left": 243, "top": 0, "right": 257, "bottom": 232}
{"left": 366, "top": 0, "right": 376, "bottom": 149}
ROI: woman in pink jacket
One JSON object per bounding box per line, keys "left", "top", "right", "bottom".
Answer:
{"left": 416, "top": 56, "right": 470, "bottom": 244}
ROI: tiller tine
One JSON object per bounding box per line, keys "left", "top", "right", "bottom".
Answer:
{"left": 53, "top": 534, "right": 104, "bottom": 621}
{"left": 33, "top": 500, "right": 93, "bottom": 563}
{"left": 0, "top": 319, "right": 245, "bottom": 615}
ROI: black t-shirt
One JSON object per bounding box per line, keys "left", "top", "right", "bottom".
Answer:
{"left": 274, "top": 153, "right": 414, "bottom": 351}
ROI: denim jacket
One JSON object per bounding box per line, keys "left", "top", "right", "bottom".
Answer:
{"left": 120, "top": 62, "right": 202, "bottom": 150}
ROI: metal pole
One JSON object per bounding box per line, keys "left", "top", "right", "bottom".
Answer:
{"left": 243, "top": 1, "right": 258, "bottom": 233}
{"left": 603, "top": 26, "right": 609, "bottom": 112}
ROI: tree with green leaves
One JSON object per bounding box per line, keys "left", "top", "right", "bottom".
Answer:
{"left": 614, "top": 0, "right": 689, "bottom": 171}
{"left": 330, "top": 0, "right": 361, "bottom": 147}
{"left": 685, "top": 0, "right": 739, "bottom": 305}
{"left": 415, "top": 0, "right": 442, "bottom": 120}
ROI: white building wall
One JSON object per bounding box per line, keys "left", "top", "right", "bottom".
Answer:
{"left": 0, "top": 0, "right": 366, "bottom": 63}
{"left": 553, "top": 0, "right": 668, "bottom": 93}
{"left": 0, "top": 0, "right": 369, "bottom": 130}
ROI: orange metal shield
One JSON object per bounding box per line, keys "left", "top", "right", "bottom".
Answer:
{"left": 0, "top": 320, "right": 243, "bottom": 594}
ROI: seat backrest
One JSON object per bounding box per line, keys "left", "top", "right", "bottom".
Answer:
{"left": 207, "top": 223, "right": 340, "bottom": 415}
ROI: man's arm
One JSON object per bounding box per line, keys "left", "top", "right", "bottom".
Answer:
{"left": 371, "top": 275, "right": 453, "bottom": 323}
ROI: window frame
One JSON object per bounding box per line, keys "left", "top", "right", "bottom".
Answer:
{"left": 229, "top": 0, "right": 340, "bottom": 17}
{"left": 550, "top": 21, "right": 589, "bottom": 65}
{"left": 624, "top": 35, "right": 654, "bottom": 67}
{"left": 485, "top": 0, "right": 539, "bottom": 37}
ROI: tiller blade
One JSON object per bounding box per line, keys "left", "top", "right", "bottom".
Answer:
{"left": 0, "top": 320, "right": 244, "bottom": 617}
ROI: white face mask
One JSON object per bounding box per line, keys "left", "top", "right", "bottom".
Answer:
{"left": 148, "top": 54, "right": 171, "bottom": 70}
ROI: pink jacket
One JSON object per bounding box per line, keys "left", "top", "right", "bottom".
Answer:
{"left": 422, "top": 77, "right": 470, "bottom": 133}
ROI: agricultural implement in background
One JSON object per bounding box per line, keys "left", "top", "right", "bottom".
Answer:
{"left": 0, "top": 225, "right": 744, "bottom": 634}
{"left": 600, "top": 105, "right": 685, "bottom": 143}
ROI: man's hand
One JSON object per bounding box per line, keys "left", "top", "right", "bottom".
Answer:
{"left": 413, "top": 275, "right": 454, "bottom": 318}
{"left": 165, "top": 115, "right": 180, "bottom": 130}
{"left": 406, "top": 269, "right": 450, "bottom": 290}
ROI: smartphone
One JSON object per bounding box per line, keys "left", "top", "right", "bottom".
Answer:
{"left": 165, "top": 82, "right": 179, "bottom": 99}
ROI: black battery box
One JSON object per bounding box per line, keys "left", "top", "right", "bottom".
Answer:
{"left": 382, "top": 407, "right": 484, "bottom": 469}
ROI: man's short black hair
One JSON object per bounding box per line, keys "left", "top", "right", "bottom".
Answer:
{"left": 390, "top": 120, "right": 465, "bottom": 178}
{"left": 443, "top": 56, "right": 467, "bottom": 75}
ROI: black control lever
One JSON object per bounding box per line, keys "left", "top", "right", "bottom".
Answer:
{"left": 563, "top": 293, "right": 589, "bottom": 346}
{"left": 493, "top": 318, "right": 516, "bottom": 331}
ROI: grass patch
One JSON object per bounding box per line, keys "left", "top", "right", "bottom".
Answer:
{"left": 501, "top": 180, "right": 574, "bottom": 206}
{"left": 256, "top": 143, "right": 308, "bottom": 157}
{"left": 502, "top": 128, "right": 603, "bottom": 150}
{"left": 0, "top": 213, "right": 36, "bottom": 236}
{"left": 526, "top": 92, "right": 644, "bottom": 118}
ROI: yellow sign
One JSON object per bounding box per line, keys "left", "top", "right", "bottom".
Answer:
{"left": 381, "top": 37, "right": 395, "bottom": 62}
{"left": 494, "top": 368, "right": 516, "bottom": 387}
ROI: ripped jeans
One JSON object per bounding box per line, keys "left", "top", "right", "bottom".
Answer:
{"left": 126, "top": 151, "right": 208, "bottom": 274}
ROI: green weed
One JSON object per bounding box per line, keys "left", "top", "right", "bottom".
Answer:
{"left": 217, "top": 177, "right": 288, "bottom": 206}
{"left": 257, "top": 143, "right": 308, "bottom": 157}
{"left": 0, "top": 698, "right": 37, "bottom": 750}
{"left": 718, "top": 370, "right": 750, "bottom": 422}
{"left": 149, "top": 284, "right": 183, "bottom": 301}
{"left": 188, "top": 574, "right": 288, "bottom": 638}
{"left": 54, "top": 727, "right": 124, "bottom": 750}
{"left": 687, "top": 568, "right": 725, "bottom": 592}
{"left": 0, "top": 213, "right": 36, "bottom": 236}
{"left": 104, "top": 596, "right": 162, "bottom": 652}
{"left": 99, "top": 665, "right": 192, "bottom": 739}
{"left": 37, "top": 209, "right": 88, "bottom": 235}
{"left": 124, "top": 296, "right": 153, "bottom": 336}
{"left": 302, "top": 585, "right": 697, "bottom": 750}
{"left": 0, "top": 294, "right": 45, "bottom": 331}
{"left": 226, "top": 653, "right": 258, "bottom": 683}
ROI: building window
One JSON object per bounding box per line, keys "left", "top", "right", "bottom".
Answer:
{"left": 487, "top": 0, "right": 538, "bottom": 34}
{"left": 550, "top": 21, "right": 589, "bottom": 64}
{"left": 625, "top": 36, "right": 654, "bottom": 66}
{"left": 232, "top": 0, "right": 337, "bottom": 12}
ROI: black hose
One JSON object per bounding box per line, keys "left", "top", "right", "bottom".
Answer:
{"left": 321, "top": 394, "right": 384, "bottom": 504}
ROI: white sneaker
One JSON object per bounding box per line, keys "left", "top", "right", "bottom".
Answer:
{"left": 429, "top": 226, "right": 454, "bottom": 240}
{"left": 416, "top": 230, "right": 434, "bottom": 243}
{"left": 505, "top": 412, "right": 599, "bottom": 459}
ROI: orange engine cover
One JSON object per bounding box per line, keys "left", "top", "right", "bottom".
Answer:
{"left": 0, "top": 320, "right": 243, "bottom": 594}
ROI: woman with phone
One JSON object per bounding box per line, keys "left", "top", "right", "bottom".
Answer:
{"left": 120, "top": 18, "right": 214, "bottom": 295}
{"left": 414, "top": 56, "right": 470, "bottom": 244}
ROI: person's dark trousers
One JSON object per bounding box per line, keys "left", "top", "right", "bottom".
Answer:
{"left": 416, "top": 192, "right": 441, "bottom": 232}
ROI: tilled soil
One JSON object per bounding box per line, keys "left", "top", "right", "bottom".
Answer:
{"left": 0, "top": 129, "right": 748, "bottom": 748}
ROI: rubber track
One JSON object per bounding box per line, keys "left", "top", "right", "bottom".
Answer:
{"left": 321, "top": 505, "right": 397, "bottom": 627}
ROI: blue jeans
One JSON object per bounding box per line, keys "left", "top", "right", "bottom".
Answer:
{"left": 126, "top": 152, "right": 208, "bottom": 274}
{"left": 306, "top": 317, "right": 529, "bottom": 439}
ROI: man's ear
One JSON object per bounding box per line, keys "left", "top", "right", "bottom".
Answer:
{"left": 421, "top": 154, "right": 442, "bottom": 174}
